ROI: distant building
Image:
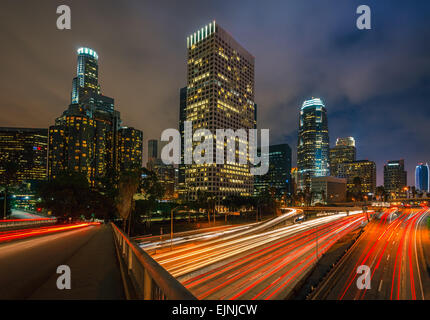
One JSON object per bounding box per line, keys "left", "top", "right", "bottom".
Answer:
{"left": 118, "top": 127, "right": 143, "bottom": 171}
{"left": 384, "top": 160, "right": 407, "bottom": 198}
{"left": 146, "top": 139, "right": 175, "bottom": 200}
{"left": 254, "top": 144, "right": 292, "bottom": 199}
{"left": 297, "top": 98, "right": 330, "bottom": 191}
{"left": 0, "top": 127, "right": 48, "bottom": 185}
{"left": 415, "top": 163, "right": 429, "bottom": 192}
{"left": 311, "top": 176, "right": 347, "bottom": 204}
{"left": 176, "top": 87, "right": 188, "bottom": 197}
{"left": 337, "top": 160, "right": 376, "bottom": 195}
{"left": 329, "top": 137, "right": 356, "bottom": 177}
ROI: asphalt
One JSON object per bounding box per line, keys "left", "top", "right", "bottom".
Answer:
{"left": 313, "top": 209, "right": 430, "bottom": 300}
{"left": 0, "top": 224, "right": 125, "bottom": 299}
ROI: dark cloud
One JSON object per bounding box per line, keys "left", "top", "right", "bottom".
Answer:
{"left": 0, "top": 0, "right": 429, "bottom": 185}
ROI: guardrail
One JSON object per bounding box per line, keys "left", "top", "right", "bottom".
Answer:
{"left": 111, "top": 222, "right": 196, "bottom": 300}
{"left": 0, "top": 218, "right": 57, "bottom": 229}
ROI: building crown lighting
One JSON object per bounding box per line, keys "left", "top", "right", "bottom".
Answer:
{"left": 187, "top": 20, "right": 216, "bottom": 48}
{"left": 301, "top": 98, "right": 325, "bottom": 110}
{"left": 77, "top": 47, "right": 98, "bottom": 60}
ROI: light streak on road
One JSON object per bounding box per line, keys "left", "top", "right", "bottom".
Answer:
{"left": 140, "top": 208, "right": 368, "bottom": 299}
{"left": 0, "top": 222, "right": 99, "bottom": 243}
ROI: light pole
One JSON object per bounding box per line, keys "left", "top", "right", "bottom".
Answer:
{"left": 170, "top": 205, "right": 187, "bottom": 251}
{"left": 3, "top": 188, "right": 6, "bottom": 220}
{"left": 170, "top": 206, "right": 175, "bottom": 251}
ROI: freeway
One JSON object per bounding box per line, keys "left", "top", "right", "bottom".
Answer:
{"left": 312, "top": 207, "right": 430, "bottom": 300}
{"left": 141, "top": 209, "right": 368, "bottom": 299}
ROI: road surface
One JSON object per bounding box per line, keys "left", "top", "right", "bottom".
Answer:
{"left": 139, "top": 209, "right": 367, "bottom": 299}
{"left": 0, "top": 224, "right": 124, "bottom": 299}
{"left": 312, "top": 208, "right": 430, "bottom": 300}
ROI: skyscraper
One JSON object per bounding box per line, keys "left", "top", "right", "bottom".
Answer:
{"left": 254, "top": 144, "right": 292, "bottom": 199}
{"left": 384, "top": 160, "right": 407, "bottom": 198}
{"left": 49, "top": 47, "right": 140, "bottom": 187}
{"left": 329, "top": 137, "right": 356, "bottom": 177}
{"left": 297, "top": 98, "right": 329, "bottom": 191}
{"left": 185, "top": 21, "right": 255, "bottom": 200}
{"left": 0, "top": 127, "right": 48, "bottom": 185}
{"left": 415, "top": 163, "right": 429, "bottom": 192}
{"left": 71, "top": 47, "right": 100, "bottom": 104}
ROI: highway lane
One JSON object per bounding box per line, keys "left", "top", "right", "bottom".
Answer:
{"left": 313, "top": 208, "right": 430, "bottom": 300}
{"left": 0, "top": 224, "right": 124, "bottom": 299}
{"left": 143, "top": 209, "right": 367, "bottom": 300}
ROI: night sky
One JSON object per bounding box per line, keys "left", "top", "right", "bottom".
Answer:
{"left": 0, "top": 0, "right": 429, "bottom": 186}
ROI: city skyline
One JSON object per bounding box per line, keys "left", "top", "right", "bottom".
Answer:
{"left": 0, "top": 1, "right": 429, "bottom": 186}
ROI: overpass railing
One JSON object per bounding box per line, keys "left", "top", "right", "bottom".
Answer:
{"left": 0, "top": 218, "right": 57, "bottom": 229}
{"left": 111, "top": 222, "right": 196, "bottom": 300}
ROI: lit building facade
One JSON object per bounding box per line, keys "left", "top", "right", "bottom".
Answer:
{"left": 118, "top": 127, "right": 143, "bottom": 171}
{"left": 297, "top": 98, "right": 329, "bottom": 191}
{"left": 48, "top": 47, "right": 138, "bottom": 187}
{"left": 254, "top": 144, "right": 292, "bottom": 199}
{"left": 329, "top": 137, "right": 356, "bottom": 177}
{"left": 384, "top": 160, "right": 407, "bottom": 198}
{"left": 185, "top": 21, "right": 255, "bottom": 200}
{"left": 337, "top": 160, "right": 376, "bottom": 195}
{"left": 415, "top": 163, "right": 429, "bottom": 192}
{"left": 0, "top": 127, "right": 48, "bottom": 185}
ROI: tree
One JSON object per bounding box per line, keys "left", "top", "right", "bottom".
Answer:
{"left": 352, "top": 177, "right": 363, "bottom": 202}
{"left": 376, "top": 186, "right": 386, "bottom": 202}
{"left": 116, "top": 169, "right": 141, "bottom": 235}
{"left": 37, "top": 171, "right": 92, "bottom": 220}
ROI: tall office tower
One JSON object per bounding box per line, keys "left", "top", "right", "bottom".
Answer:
{"left": 185, "top": 21, "right": 255, "bottom": 200}
{"left": 118, "top": 127, "right": 143, "bottom": 171}
{"left": 337, "top": 160, "right": 377, "bottom": 195}
{"left": 415, "top": 163, "right": 429, "bottom": 192}
{"left": 48, "top": 47, "right": 125, "bottom": 187}
{"left": 0, "top": 127, "right": 48, "bottom": 185}
{"left": 297, "top": 98, "right": 330, "bottom": 191}
{"left": 71, "top": 47, "right": 100, "bottom": 104}
{"left": 254, "top": 144, "right": 292, "bottom": 199}
{"left": 329, "top": 137, "right": 356, "bottom": 176}
{"left": 384, "top": 160, "right": 407, "bottom": 198}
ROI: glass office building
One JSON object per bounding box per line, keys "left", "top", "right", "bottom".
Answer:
{"left": 297, "top": 98, "right": 329, "bottom": 191}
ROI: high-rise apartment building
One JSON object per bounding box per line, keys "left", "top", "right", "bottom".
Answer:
{"left": 0, "top": 127, "right": 48, "bottom": 185}
{"left": 337, "top": 160, "right": 376, "bottom": 195}
{"left": 329, "top": 137, "right": 356, "bottom": 176}
{"left": 415, "top": 163, "right": 429, "bottom": 193}
{"left": 297, "top": 98, "right": 329, "bottom": 191}
{"left": 184, "top": 21, "right": 255, "bottom": 200}
{"left": 254, "top": 144, "right": 292, "bottom": 199}
{"left": 384, "top": 160, "right": 407, "bottom": 198}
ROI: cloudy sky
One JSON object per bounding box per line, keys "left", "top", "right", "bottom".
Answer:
{"left": 0, "top": 0, "right": 429, "bottom": 185}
